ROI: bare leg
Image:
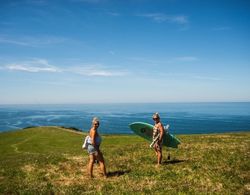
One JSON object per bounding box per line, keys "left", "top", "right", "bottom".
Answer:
{"left": 88, "top": 154, "right": 95, "bottom": 178}
{"left": 154, "top": 146, "right": 158, "bottom": 156}
{"left": 157, "top": 151, "right": 162, "bottom": 165}
{"left": 154, "top": 144, "right": 162, "bottom": 165}
{"left": 96, "top": 152, "right": 107, "bottom": 177}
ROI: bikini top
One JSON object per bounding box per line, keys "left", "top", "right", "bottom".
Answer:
{"left": 153, "top": 126, "right": 160, "bottom": 139}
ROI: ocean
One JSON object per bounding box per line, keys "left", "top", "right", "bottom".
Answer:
{"left": 0, "top": 102, "right": 250, "bottom": 134}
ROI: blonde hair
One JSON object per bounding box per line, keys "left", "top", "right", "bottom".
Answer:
{"left": 92, "top": 117, "right": 100, "bottom": 124}
{"left": 152, "top": 112, "right": 160, "bottom": 119}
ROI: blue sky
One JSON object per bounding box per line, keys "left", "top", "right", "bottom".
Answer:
{"left": 0, "top": 0, "right": 249, "bottom": 104}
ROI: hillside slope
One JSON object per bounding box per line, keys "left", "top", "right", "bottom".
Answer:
{"left": 0, "top": 127, "right": 249, "bottom": 194}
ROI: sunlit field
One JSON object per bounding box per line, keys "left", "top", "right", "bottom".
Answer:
{"left": 0, "top": 127, "right": 249, "bottom": 194}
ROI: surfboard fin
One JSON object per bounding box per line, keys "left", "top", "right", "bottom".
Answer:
{"left": 164, "top": 124, "right": 170, "bottom": 133}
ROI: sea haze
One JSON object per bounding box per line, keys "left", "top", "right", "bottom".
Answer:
{"left": 0, "top": 102, "right": 250, "bottom": 134}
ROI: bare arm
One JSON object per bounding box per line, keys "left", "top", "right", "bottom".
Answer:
{"left": 89, "top": 128, "right": 96, "bottom": 146}
{"left": 158, "top": 123, "right": 164, "bottom": 142}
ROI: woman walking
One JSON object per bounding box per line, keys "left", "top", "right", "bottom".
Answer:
{"left": 152, "top": 113, "right": 165, "bottom": 166}
{"left": 87, "top": 117, "right": 107, "bottom": 178}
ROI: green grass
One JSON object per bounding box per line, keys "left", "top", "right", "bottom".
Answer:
{"left": 0, "top": 127, "right": 249, "bottom": 194}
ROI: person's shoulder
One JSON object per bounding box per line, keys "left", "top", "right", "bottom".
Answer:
{"left": 159, "top": 122, "right": 164, "bottom": 128}
{"left": 89, "top": 127, "right": 96, "bottom": 134}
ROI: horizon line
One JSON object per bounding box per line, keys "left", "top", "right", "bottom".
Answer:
{"left": 0, "top": 101, "right": 250, "bottom": 106}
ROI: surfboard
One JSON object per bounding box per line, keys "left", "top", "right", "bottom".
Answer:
{"left": 129, "top": 122, "right": 181, "bottom": 148}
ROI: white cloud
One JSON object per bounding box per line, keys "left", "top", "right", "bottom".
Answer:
{"left": 67, "top": 65, "right": 127, "bottom": 77}
{"left": 106, "top": 12, "right": 121, "bottom": 16}
{"left": 2, "top": 59, "right": 127, "bottom": 77}
{"left": 137, "top": 13, "right": 189, "bottom": 24}
{"left": 0, "top": 35, "right": 67, "bottom": 47}
{"left": 5, "top": 59, "right": 60, "bottom": 73}
{"left": 88, "top": 71, "right": 114, "bottom": 76}
{"left": 0, "top": 38, "right": 30, "bottom": 46}
{"left": 128, "top": 56, "right": 198, "bottom": 64}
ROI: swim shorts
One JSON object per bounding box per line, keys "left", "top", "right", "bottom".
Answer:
{"left": 154, "top": 141, "right": 162, "bottom": 152}
{"left": 87, "top": 144, "right": 99, "bottom": 155}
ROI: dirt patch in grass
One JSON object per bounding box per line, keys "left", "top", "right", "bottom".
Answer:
{"left": 20, "top": 155, "right": 89, "bottom": 187}
{"left": 48, "top": 156, "right": 87, "bottom": 186}
{"left": 245, "top": 184, "right": 250, "bottom": 192}
{"left": 0, "top": 177, "right": 4, "bottom": 182}
{"left": 22, "top": 164, "right": 36, "bottom": 173}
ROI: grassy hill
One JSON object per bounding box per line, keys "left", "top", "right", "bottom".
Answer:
{"left": 0, "top": 127, "right": 249, "bottom": 194}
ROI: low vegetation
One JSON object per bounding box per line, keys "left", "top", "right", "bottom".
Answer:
{"left": 0, "top": 127, "right": 249, "bottom": 194}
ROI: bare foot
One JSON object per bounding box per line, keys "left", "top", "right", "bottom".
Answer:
{"left": 155, "top": 164, "right": 161, "bottom": 168}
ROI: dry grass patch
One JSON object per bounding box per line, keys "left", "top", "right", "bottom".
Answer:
{"left": 22, "top": 164, "right": 36, "bottom": 173}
